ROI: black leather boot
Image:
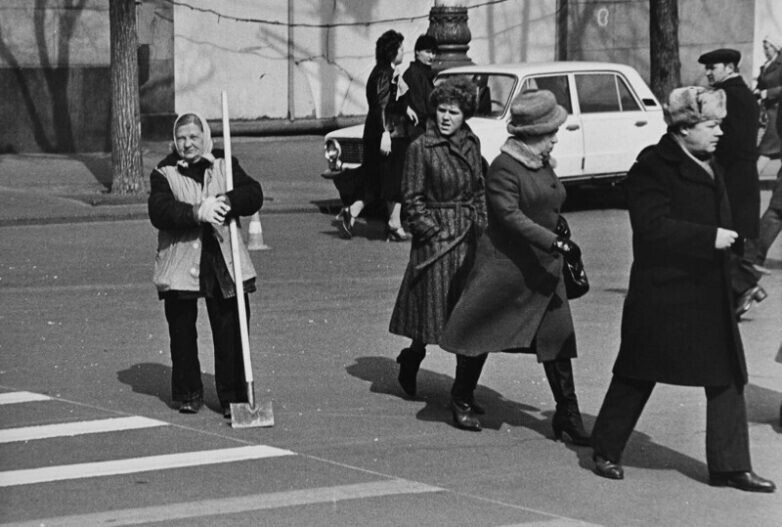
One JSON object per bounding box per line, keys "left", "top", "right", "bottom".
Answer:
{"left": 544, "top": 359, "right": 590, "bottom": 446}
{"left": 396, "top": 343, "right": 426, "bottom": 397}
{"left": 450, "top": 354, "right": 485, "bottom": 431}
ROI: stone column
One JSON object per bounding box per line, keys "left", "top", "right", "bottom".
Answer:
{"left": 427, "top": 0, "right": 474, "bottom": 73}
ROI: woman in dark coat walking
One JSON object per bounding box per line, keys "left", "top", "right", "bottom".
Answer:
{"left": 402, "top": 34, "right": 438, "bottom": 139}
{"left": 589, "top": 87, "right": 775, "bottom": 493}
{"left": 339, "top": 30, "right": 410, "bottom": 241}
{"left": 389, "top": 78, "right": 487, "bottom": 401}
{"left": 439, "top": 89, "right": 589, "bottom": 438}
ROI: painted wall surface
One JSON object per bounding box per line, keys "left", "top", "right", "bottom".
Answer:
{"left": 0, "top": 0, "right": 111, "bottom": 152}
{"left": 565, "top": 0, "right": 760, "bottom": 88}
{"left": 173, "top": 0, "right": 558, "bottom": 121}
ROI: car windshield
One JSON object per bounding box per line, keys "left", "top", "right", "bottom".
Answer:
{"left": 434, "top": 73, "right": 517, "bottom": 118}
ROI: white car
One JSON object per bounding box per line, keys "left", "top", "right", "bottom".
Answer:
{"left": 322, "top": 61, "right": 666, "bottom": 186}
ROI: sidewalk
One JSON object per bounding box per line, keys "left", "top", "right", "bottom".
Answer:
{"left": 0, "top": 136, "right": 338, "bottom": 226}
{"left": 0, "top": 140, "right": 779, "bottom": 227}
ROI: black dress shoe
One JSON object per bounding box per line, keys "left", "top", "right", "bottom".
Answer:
{"left": 222, "top": 405, "right": 232, "bottom": 419}
{"left": 593, "top": 456, "right": 624, "bottom": 480}
{"left": 450, "top": 399, "right": 481, "bottom": 431}
{"left": 735, "top": 285, "right": 768, "bottom": 317}
{"left": 466, "top": 396, "right": 485, "bottom": 415}
{"left": 179, "top": 399, "right": 203, "bottom": 414}
{"left": 338, "top": 208, "right": 353, "bottom": 239}
{"left": 709, "top": 471, "right": 776, "bottom": 493}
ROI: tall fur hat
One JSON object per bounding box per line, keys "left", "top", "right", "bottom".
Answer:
{"left": 664, "top": 86, "right": 727, "bottom": 127}
{"left": 507, "top": 89, "right": 567, "bottom": 137}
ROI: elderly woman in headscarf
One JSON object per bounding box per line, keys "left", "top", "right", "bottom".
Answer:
{"left": 148, "top": 112, "right": 263, "bottom": 418}
{"left": 588, "top": 87, "right": 775, "bottom": 493}
{"left": 439, "top": 89, "right": 589, "bottom": 439}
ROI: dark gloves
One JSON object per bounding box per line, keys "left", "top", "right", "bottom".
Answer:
{"left": 551, "top": 237, "right": 582, "bottom": 265}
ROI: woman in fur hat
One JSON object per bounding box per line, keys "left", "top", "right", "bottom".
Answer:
{"left": 589, "top": 87, "right": 775, "bottom": 493}
{"left": 439, "top": 89, "right": 589, "bottom": 440}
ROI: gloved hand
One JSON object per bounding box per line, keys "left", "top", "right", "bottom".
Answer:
{"left": 195, "top": 196, "right": 229, "bottom": 225}
{"left": 551, "top": 237, "right": 582, "bottom": 265}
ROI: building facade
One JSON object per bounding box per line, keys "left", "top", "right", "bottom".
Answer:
{"left": 0, "top": 0, "right": 778, "bottom": 153}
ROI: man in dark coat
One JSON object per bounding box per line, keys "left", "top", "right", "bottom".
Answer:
{"left": 403, "top": 34, "right": 438, "bottom": 139}
{"left": 589, "top": 87, "right": 775, "bottom": 493}
{"left": 699, "top": 48, "right": 766, "bottom": 315}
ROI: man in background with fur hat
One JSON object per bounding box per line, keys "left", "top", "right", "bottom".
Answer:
{"left": 699, "top": 48, "right": 766, "bottom": 316}
{"left": 589, "top": 86, "right": 775, "bottom": 493}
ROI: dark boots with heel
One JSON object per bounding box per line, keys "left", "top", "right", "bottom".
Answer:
{"left": 396, "top": 343, "right": 426, "bottom": 397}
{"left": 543, "top": 359, "right": 590, "bottom": 446}
{"left": 450, "top": 354, "right": 488, "bottom": 431}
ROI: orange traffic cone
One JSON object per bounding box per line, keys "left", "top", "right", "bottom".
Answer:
{"left": 246, "top": 212, "right": 270, "bottom": 250}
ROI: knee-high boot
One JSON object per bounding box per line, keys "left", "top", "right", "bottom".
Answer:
{"left": 450, "top": 354, "right": 486, "bottom": 431}
{"left": 543, "top": 358, "right": 590, "bottom": 446}
{"left": 396, "top": 340, "right": 426, "bottom": 397}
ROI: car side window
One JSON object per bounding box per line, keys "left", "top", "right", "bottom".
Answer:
{"left": 617, "top": 76, "right": 642, "bottom": 111}
{"left": 521, "top": 75, "right": 572, "bottom": 114}
{"left": 576, "top": 73, "right": 641, "bottom": 113}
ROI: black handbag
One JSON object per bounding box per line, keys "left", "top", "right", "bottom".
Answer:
{"left": 555, "top": 215, "right": 590, "bottom": 299}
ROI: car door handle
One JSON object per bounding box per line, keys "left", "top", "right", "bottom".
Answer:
{"left": 634, "top": 120, "right": 648, "bottom": 127}
{"left": 565, "top": 124, "right": 580, "bottom": 131}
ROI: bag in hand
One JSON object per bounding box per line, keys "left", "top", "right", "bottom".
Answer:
{"left": 555, "top": 215, "right": 589, "bottom": 299}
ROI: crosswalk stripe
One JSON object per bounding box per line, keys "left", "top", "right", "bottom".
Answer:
{"left": 0, "top": 444, "right": 294, "bottom": 487}
{"left": 0, "top": 416, "right": 168, "bottom": 444}
{"left": 0, "top": 479, "right": 444, "bottom": 526}
{"left": 0, "top": 392, "right": 51, "bottom": 405}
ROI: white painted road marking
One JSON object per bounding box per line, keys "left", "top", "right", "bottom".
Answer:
{"left": 0, "top": 416, "right": 168, "bottom": 444}
{"left": 0, "top": 479, "right": 443, "bottom": 527}
{"left": 0, "top": 444, "right": 294, "bottom": 487}
{"left": 0, "top": 392, "right": 51, "bottom": 405}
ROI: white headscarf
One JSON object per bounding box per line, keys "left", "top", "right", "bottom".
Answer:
{"left": 173, "top": 112, "right": 215, "bottom": 167}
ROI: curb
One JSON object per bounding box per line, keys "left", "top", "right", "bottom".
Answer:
{"left": 0, "top": 200, "right": 343, "bottom": 228}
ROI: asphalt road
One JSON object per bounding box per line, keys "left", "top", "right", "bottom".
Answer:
{"left": 1, "top": 201, "right": 781, "bottom": 524}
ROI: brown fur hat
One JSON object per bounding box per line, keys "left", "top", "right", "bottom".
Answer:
{"left": 664, "top": 86, "right": 727, "bottom": 127}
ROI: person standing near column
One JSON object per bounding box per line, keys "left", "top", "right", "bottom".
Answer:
{"left": 403, "top": 34, "right": 438, "bottom": 139}
{"left": 590, "top": 87, "right": 775, "bottom": 493}
{"left": 751, "top": 37, "right": 782, "bottom": 269}
{"left": 699, "top": 48, "right": 766, "bottom": 316}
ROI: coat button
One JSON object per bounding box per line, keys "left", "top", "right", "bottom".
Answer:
{"left": 551, "top": 183, "right": 557, "bottom": 188}
{"left": 192, "top": 241, "right": 200, "bottom": 249}
{"left": 189, "top": 266, "right": 199, "bottom": 277}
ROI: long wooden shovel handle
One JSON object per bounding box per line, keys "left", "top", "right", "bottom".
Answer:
{"left": 221, "top": 91, "right": 254, "bottom": 388}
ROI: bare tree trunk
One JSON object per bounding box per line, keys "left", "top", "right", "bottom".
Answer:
{"left": 649, "top": 0, "right": 681, "bottom": 102}
{"left": 109, "top": 0, "right": 144, "bottom": 194}
{"left": 556, "top": 0, "right": 568, "bottom": 61}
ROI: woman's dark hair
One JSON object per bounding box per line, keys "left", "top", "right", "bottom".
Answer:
{"left": 174, "top": 113, "right": 203, "bottom": 132}
{"left": 375, "top": 30, "right": 404, "bottom": 64}
{"left": 430, "top": 77, "right": 477, "bottom": 119}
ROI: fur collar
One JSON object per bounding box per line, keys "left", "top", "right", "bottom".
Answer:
{"left": 500, "top": 137, "right": 556, "bottom": 169}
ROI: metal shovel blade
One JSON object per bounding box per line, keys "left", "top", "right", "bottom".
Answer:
{"left": 230, "top": 400, "right": 274, "bottom": 428}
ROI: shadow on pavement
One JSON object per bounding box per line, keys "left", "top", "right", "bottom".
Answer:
{"left": 345, "top": 355, "right": 742, "bottom": 485}
{"left": 116, "top": 362, "right": 221, "bottom": 413}
{"left": 747, "top": 383, "right": 782, "bottom": 432}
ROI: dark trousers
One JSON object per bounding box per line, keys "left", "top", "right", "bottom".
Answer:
{"left": 591, "top": 375, "right": 751, "bottom": 473}
{"left": 164, "top": 294, "right": 249, "bottom": 407}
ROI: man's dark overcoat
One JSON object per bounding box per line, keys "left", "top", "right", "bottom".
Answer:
{"left": 613, "top": 134, "right": 747, "bottom": 387}
{"left": 389, "top": 122, "right": 487, "bottom": 344}
{"left": 712, "top": 75, "right": 760, "bottom": 238}
{"left": 439, "top": 142, "right": 576, "bottom": 362}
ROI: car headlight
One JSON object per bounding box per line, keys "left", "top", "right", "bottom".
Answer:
{"left": 324, "top": 138, "right": 342, "bottom": 171}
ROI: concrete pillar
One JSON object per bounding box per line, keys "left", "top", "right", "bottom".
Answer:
{"left": 427, "top": 0, "right": 474, "bottom": 72}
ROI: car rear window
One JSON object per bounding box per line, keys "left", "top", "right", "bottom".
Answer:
{"left": 576, "top": 73, "right": 641, "bottom": 113}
